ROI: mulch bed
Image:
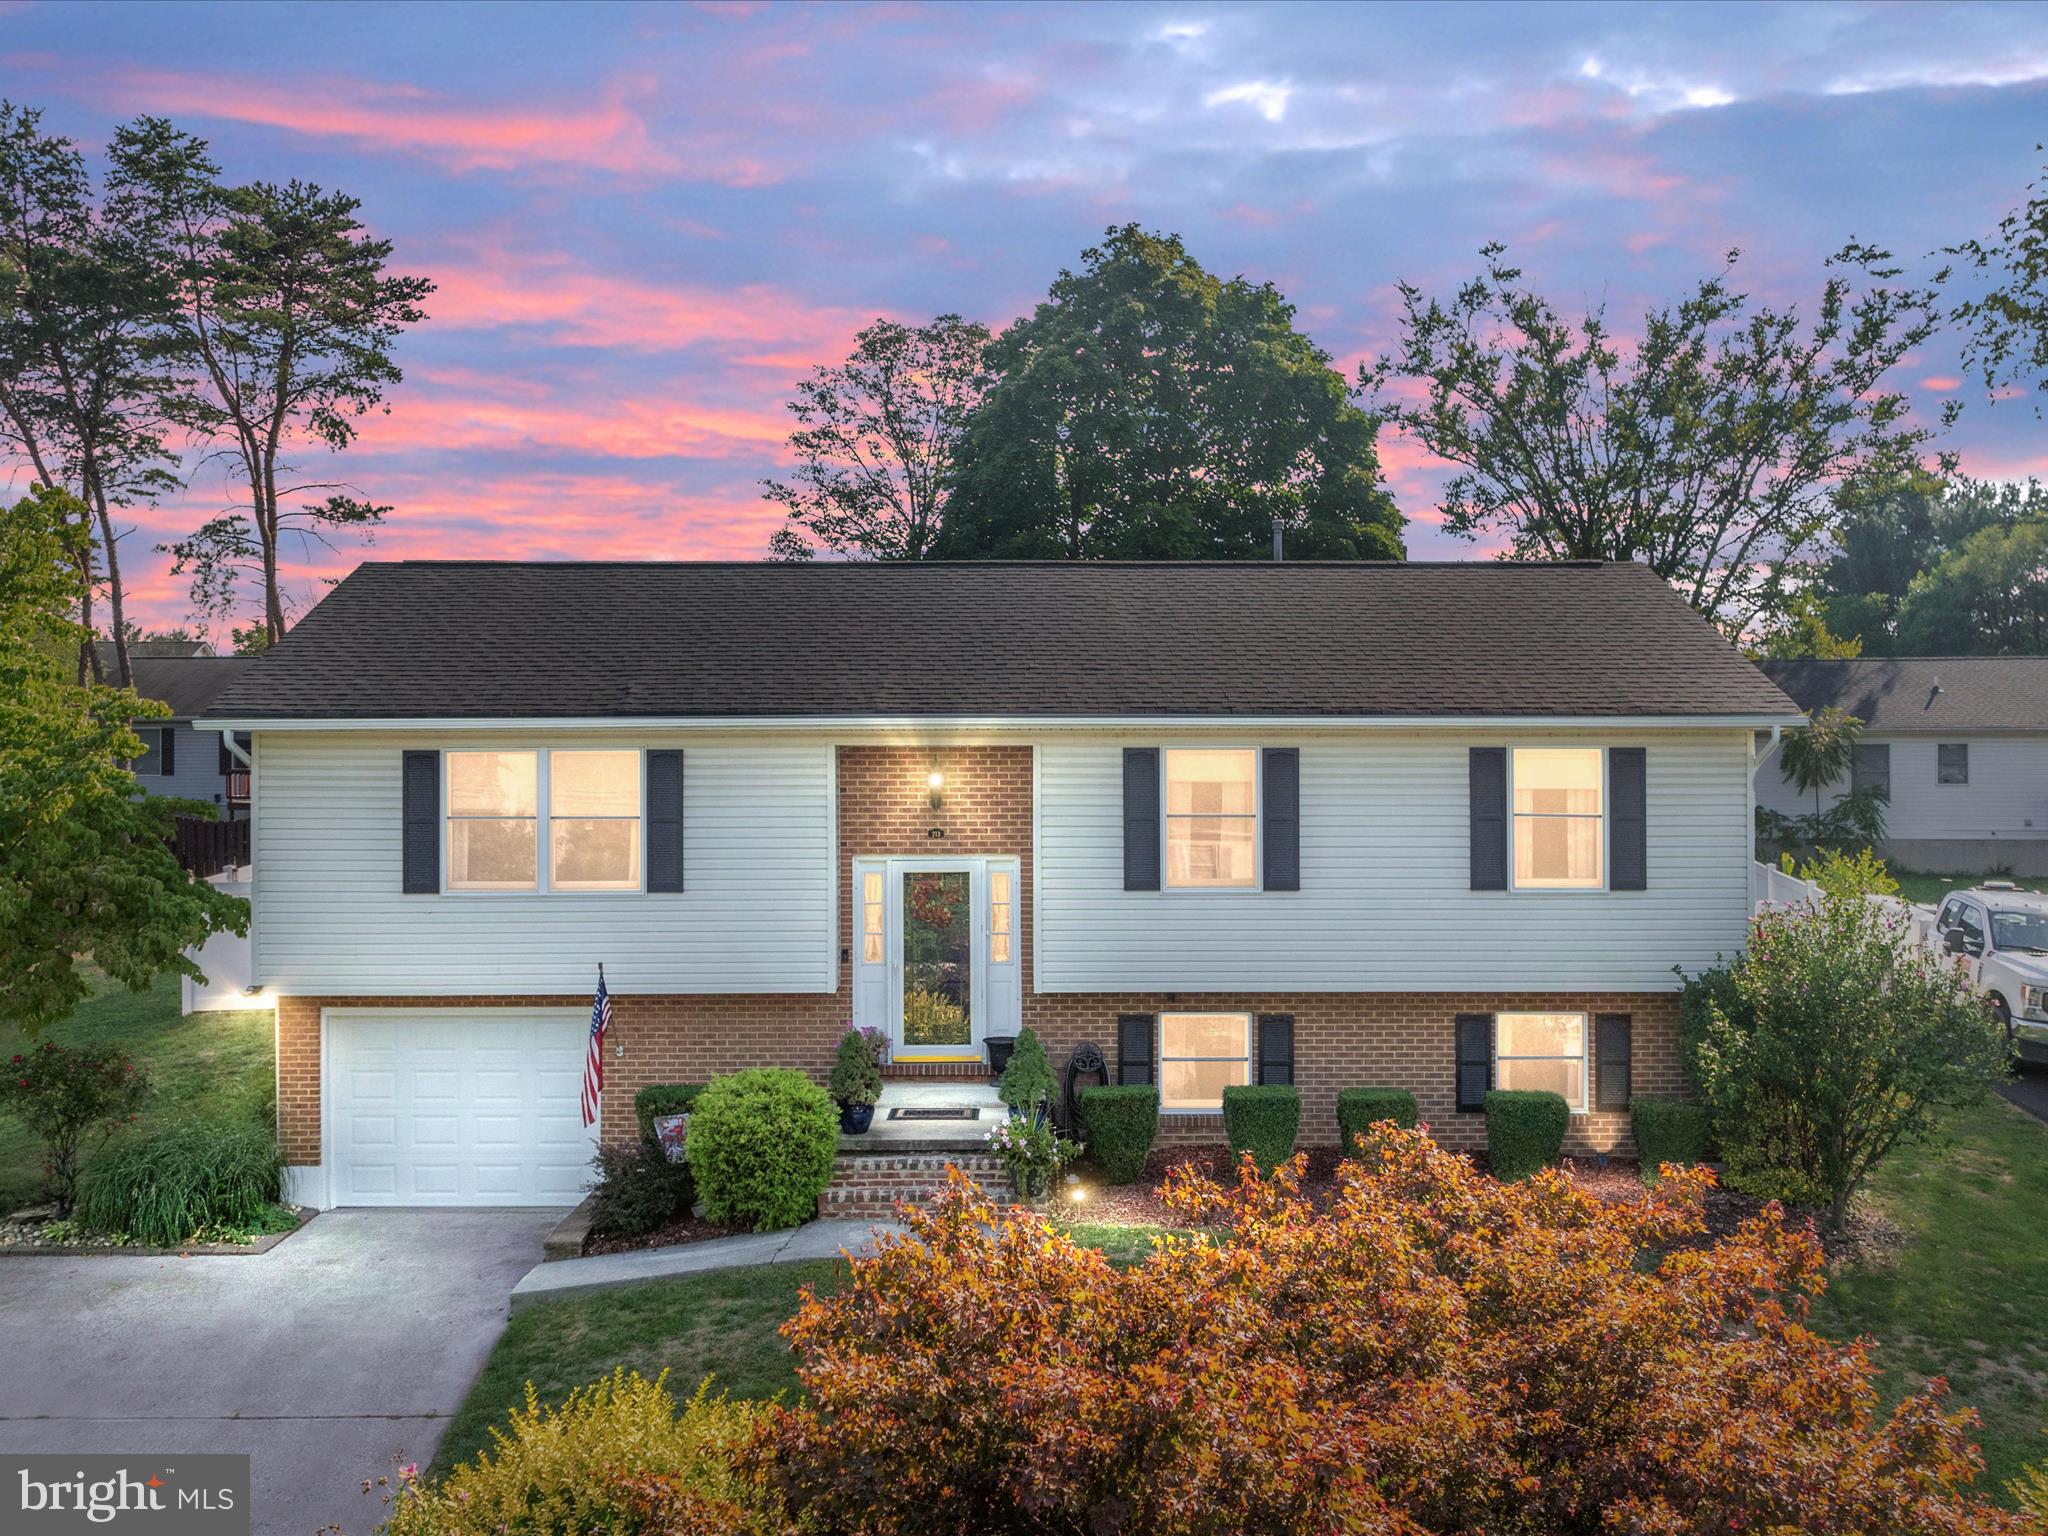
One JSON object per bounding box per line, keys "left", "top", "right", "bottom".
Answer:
{"left": 0, "top": 1207, "right": 315, "bottom": 1258}
{"left": 1069, "top": 1144, "right": 1904, "bottom": 1269}
{"left": 582, "top": 1210, "right": 738, "bottom": 1257}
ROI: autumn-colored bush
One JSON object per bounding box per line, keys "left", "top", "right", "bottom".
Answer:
{"left": 754, "top": 1124, "right": 2032, "bottom": 1536}
{"left": 1336, "top": 1086, "right": 1418, "bottom": 1151}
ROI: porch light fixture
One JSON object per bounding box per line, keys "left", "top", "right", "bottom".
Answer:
{"left": 926, "top": 767, "right": 946, "bottom": 810}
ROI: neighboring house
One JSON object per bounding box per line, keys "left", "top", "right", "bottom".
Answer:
{"left": 199, "top": 559, "right": 1802, "bottom": 1210}
{"left": 119, "top": 652, "right": 258, "bottom": 821}
{"left": 1756, "top": 658, "right": 2048, "bottom": 876}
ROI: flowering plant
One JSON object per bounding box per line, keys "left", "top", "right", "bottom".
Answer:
{"left": 0, "top": 1041, "right": 150, "bottom": 1215}
{"left": 841, "top": 1021, "right": 891, "bottom": 1068}
{"left": 984, "top": 1114, "right": 1079, "bottom": 1199}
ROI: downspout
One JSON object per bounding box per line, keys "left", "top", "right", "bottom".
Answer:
{"left": 1748, "top": 724, "right": 1781, "bottom": 892}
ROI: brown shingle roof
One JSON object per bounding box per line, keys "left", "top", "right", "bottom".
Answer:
{"left": 127, "top": 656, "right": 258, "bottom": 720}
{"left": 208, "top": 560, "right": 1802, "bottom": 722}
{"left": 1757, "top": 657, "right": 2048, "bottom": 733}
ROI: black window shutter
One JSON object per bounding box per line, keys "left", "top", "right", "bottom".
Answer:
{"left": 646, "top": 750, "right": 685, "bottom": 893}
{"left": 1469, "top": 748, "right": 1506, "bottom": 891}
{"left": 1595, "top": 1013, "right": 1633, "bottom": 1110}
{"left": 1256, "top": 1014, "right": 1295, "bottom": 1086}
{"left": 159, "top": 723, "right": 176, "bottom": 776}
{"left": 401, "top": 750, "right": 440, "bottom": 894}
{"left": 1123, "top": 748, "right": 1161, "bottom": 891}
{"left": 1117, "top": 1014, "right": 1156, "bottom": 1085}
{"left": 1455, "top": 1012, "right": 1494, "bottom": 1112}
{"left": 1609, "top": 747, "right": 1647, "bottom": 892}
{"left": 1262, "top": 748, "right": 1300, "bottom": 892}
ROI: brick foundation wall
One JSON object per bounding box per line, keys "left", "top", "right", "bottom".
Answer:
{"left": 276, "top": 743, "right": 1682, "bottom": 1167}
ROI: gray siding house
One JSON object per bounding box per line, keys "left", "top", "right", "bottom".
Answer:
{"left": 124, "top": 654, "right": 257, "bottom": 820}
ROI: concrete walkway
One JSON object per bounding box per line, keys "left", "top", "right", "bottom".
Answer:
{"left": 509, "top": 1217, "right": 903, "bottom": 1310}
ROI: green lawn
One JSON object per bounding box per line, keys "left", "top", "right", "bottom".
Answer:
{"left": 1889, "top": 868, "right": 2048, "bottom": 907}
{"left": 1814, "top": 1092, "right": 2048, "bottom": 1496}
{"left": 0, "top": 970, "right": 276, "bottom": 1210}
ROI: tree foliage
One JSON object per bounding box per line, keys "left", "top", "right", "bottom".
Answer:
{"left": 113, "top": 117, "right": 431, "bottom": 643}
{"left": 763, "top": 314, "right": 987, "bottom": 561}
{"left": 1895, "top": 518, "right": 2048, "bottom": 655}
{"left": 0, "top": 485, "right": 246, "bottom": 1033}
{"left": 1687, "top": 875, "right": 2006, "bottom": 1229}
{"left": 939, "top": 226, "right": 1404, "bottom": 561}
{"left": 0, "top": 1039, "right": 149, "bottom": 1216}
{"left": 756, "top": 1135, "right": 2031, "bottom": 1534}
{"left": 1948, "top": 144, "right": 2048, "bottom": 414}
{"left": 1362, "top": 243, "right": 1944, "bottom": 637}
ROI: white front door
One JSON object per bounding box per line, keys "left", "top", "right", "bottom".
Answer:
{"left": 852, "top": 856, "right": 1021, "bottom": 1061}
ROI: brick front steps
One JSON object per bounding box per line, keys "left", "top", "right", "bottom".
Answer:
{"left": 819, "top": 1152, "right": 1009, "bottom": 1221}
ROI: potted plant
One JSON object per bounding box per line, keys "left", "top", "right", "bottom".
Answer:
{"left": 996, "top": 1027, "right": 1056, "bottom": 1125}
{"left": 985, "top": 1114, "right": 1080, "bottom": 1204}
{"left": 829, "top": 1027, "right": 883, "bottom": 1135}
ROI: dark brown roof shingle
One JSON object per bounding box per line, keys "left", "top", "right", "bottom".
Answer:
{"left": 208, "top": 560, "right": 1802, "bottom": 722}
{"left": 1757, "top": 657, "right": 2048, "bottom": 732}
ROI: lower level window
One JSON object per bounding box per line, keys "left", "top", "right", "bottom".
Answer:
{"left": 1159, "top": 1012, "right": 1250, "bottom": 1111}
{"left": 1494, "top": 1011, "right": 1587, "bottom": 1112}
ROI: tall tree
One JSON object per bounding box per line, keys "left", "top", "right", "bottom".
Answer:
{"left": 1947, "top": 144, "right": 2046, "bottom": 414}
{"left": 764, "top": 314, "right": 988, "bottom": 561}
{"left": 0, "top": 103, "right": 183, "bottom": 687}
{"left": 1360, "top": 243, "right": 1943, "bottom": 637}
{"left": 114, "top": 119, "right": 432, "bottom": 643}
{"left": 939, "top": 226, "right": 1403, "bottom": 561}
{"left": 0, "top": 485, "right": 244, "bottom": 1033}
{"left": 1894, "top": 520, "right": 2048, "bottom": 655}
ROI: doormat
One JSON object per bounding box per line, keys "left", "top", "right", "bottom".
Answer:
{"left": 887, "top": 1107, "right": 981, "bottom": 1122}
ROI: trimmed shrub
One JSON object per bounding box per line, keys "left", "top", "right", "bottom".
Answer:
{"left": 634, "top": 1083, "right": 707, "bottom": 1146}
{"left": 828, "top": 1030, "right": 883, "bottom": 1108}
{"left": 591, "top": 1142, "right": 693, "bottom": 1237}
{"left": 1077, "top": 1085, "right": 1158, "bottom": 1185}
{"left": 0, "top": 1040, "right": 150, "bottom": 1215}
{"left": 74, "top": 1120, "right": 282, "bottom": 1244}
{"left": 1222, "top": 1085, "right": 1300, "bottom": 1175}
{"left": 1630, "top": 1097, "right": 1713, "bottom": 1182}
{"left": 1336, "top": 1087, "right": 1418, "bottom": 1154}
{"left": 383, "top": 1370, "right": 775, "bottom": 1536}
{"left": 997, "top": 1027, "right": 1056, "bottom": 1115}
{"left": 685, "top": 1069, "right": 838, "bottom": 1232}
{"left": 1484, "top": 1090, "right": 1569, "bottom": 1180}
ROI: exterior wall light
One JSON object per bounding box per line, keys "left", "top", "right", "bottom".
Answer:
{"left": 926, "top": 768, "right": 946, "bottom": 810}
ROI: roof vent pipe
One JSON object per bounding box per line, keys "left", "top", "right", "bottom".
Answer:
{"left": 1272, "top": 517, "right": 1283, "bottom": 562}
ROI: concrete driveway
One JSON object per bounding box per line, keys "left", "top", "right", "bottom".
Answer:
{"left": 0, "top": 1208, "right": 559, "bottom": 1536}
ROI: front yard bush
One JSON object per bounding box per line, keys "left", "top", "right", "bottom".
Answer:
{"left": 1484, "top": 1089, "right": 1568, "bottom": 1179}
{"left": 1336, "top": 1087, "right": 1418, "bottom": 1152}
{"left": 590, "top": 1142, "right": 693, "bottom": 1238}
{"left": 754, "top": 1133, "right": 2030, "bottom": 1533}
{"left": 74, "top": 1119, "right": 281, "bottom": 1244}
{"left": 383, "top": 1370, "right": 776, "bottom": 1536}
{"left": 634, "top": 1083, "right": 706, "bottom": 1145}
{"left": 1222, "top": 1084, "right": 1299, "bottom": 1174}
{"left": 1076, "top": 1085, "right": 1158, "bottom": 1184}
{"left": 0, "top": 1040, "right": 150, "bottom": 1215}
{"left": 686, "top": 1069, "right": 837, "bottom": 1232}
{"left": 1630, "top": 1097, "right": 1713, "bottom": 1182}
{"left": 996, "top": 1026, "right": 1056, "bottom": 1116}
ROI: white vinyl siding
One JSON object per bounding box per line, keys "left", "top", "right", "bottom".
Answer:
{"left": 1036, "top": 730, "right": 1753, "bottom": 992}
{"left": 254, "top": 731, "right": 834, "bottom": 994}
{"left": 1757, "top": 735, "right": 2048, "bottom": 842}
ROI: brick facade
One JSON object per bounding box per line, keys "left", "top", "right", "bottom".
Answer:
{"left": 275, "top": 743, "right": 1681, "bottom": 1168}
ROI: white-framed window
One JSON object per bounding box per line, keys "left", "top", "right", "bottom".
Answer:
{"left": 130, "top": 726, "right": 166, "bottom": 776}
{"left": 1164, "top": 747, "right": 1259, "bottom": 890}
{"left": 861, "top": 870, "right": 885, "bottom": 964}
{"left": 1159, "top": 1011, "right": 1252, "bottom": 1111}
{"left": 444, "top": 749, "right": 642, "bottom": 893}
{"left": 989, "top": 868, "right": 1013, "bottom": 965}
{"left": 1510, "top": 747, "right": 1605, "bottom": 890}
{"left": 1937, "top": 743, "right": 1969, "bottom": 785}
{"left": 1495, "top": 1011, "right": 1588, "bottom": 1112}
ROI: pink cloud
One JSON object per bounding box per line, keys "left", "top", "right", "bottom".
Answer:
{"left": 1919, "top": 374, "right": 1963, "bottom": 391}
{"left": 1624, "top": 231, "right": 1669, "bottom": 254}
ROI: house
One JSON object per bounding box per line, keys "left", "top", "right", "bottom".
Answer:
{"left": 198, "top": 559, "right": 1802, "bottom": 1210}
{"left": 117, "top": 650, "right": 258, "bottom": 822}
{"left": 1755, "top": 658, "right": 2048, "bottom": 876}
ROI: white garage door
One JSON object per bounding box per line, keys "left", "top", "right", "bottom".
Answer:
{"left": 327, "top": 1010, "right": 598, "bottom": 1206}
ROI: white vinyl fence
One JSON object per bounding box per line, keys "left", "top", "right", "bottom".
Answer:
{"left": 1750, "top": 861, "right": 1935, "bottom": 946}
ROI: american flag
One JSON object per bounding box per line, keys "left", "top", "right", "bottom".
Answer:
{"left": 581, "top": 966, "right": 611, "bottom": 1128}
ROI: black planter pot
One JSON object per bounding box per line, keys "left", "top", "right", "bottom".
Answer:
{"left": 985, "top": 1034, "right": 1019, "bottom": 1080}
{"left": 838, "top": 1100, "right": 876, "bottom": 1135}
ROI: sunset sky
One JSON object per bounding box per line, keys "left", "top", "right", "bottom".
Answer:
{"left": 8, "top": 0, "right": 2047, "bottom": 634}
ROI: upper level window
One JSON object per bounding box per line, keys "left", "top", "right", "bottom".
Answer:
{"left": 1938, "top": 743, "right": 1969, "bottom": 785}
{"left": 445, "top": 749, "right": 642, "bottom": 893}
{"left": 448, "top": 751, "right": 539, "bottom": 890}
{"left": 1495, "top": 1011, "right": 1588, "bottom": 1112}
{"left": 1159, "top": 1011, "right": 1251, "bottom": 1111}
{"left": 1165, "top": 748, "right": 1258, "bottom": 889}
{"left": 550, "top": 750, "right": 641, "bottom": 891}
{"left": 1511, "top": 747, "right": 1604, "bottom": 890}
{"left": 131, "top": 726, "right": 165, "bottom": 777}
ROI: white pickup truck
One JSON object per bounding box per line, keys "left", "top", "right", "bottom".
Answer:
{"left": 1930, "top": 884, "right": 2048, "bottom": 1065}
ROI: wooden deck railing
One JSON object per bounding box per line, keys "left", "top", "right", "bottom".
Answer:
{"left": 171, "top": 814, "right": 251, "bottom": 879}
